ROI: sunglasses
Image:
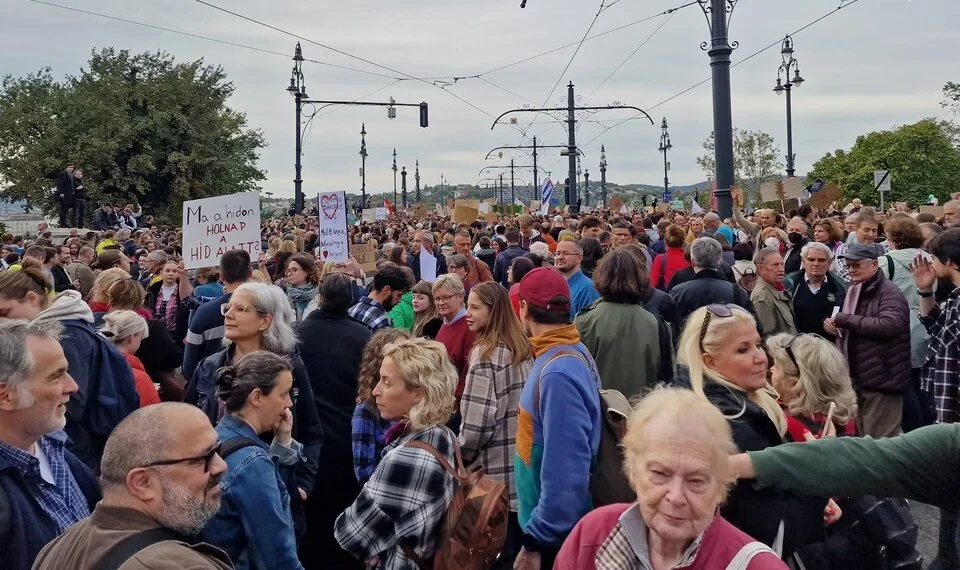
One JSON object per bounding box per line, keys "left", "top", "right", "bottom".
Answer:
{"left": 783, "top": 334, "right": 801, "bottom": 372}
{"left": 699, "top": 304, "right": 734, "bottom": 351}
{"left": 141, "top": 441, "right": 223, "bottom": 473}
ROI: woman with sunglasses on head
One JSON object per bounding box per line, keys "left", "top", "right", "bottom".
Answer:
{"left": 185, "top": 283, "right": 322, "bottom": 543}
{"left": 673, "top": 304, "right": 827, "bottom": 561}
{"left": 281, "top": 253, "right": 320, "bottom": 323}
{"left": 201, "top": 351, "right": 306, "bottom": 570}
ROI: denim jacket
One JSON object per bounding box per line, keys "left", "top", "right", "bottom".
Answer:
{"left": 202, "top": 414, "right": 305, "bottom": 570}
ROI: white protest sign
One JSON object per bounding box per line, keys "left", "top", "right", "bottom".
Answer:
{"left": 376, "top": 207, "right": 388, "bottom": 220}
{"left": 182, "top": 192, "right": 261, "bottom": 270}
{"left": 318, "top": 191, "right": 349, "bottom": 262}
{"left": 362, "top": 208, "right": 377, "bottom": 223}
{"left": 419, "top": 252, "right": 437, "bottom": 282}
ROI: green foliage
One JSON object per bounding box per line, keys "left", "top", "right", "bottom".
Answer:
{"left": 0, "top": 48, "right": 266, "bottom": 221}
{"left": 697, "top": 129, "right": 783, "bottom": 207}
{"left": 808, "top": 119, "right": 960, "bottom": 208}
{"left": 943, "top": 82, "right": 960, "bottom": 115}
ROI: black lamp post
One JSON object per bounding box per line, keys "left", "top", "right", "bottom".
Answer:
{"left": 600, "top": 146, "right": 608, "bottom": 207}
{"left": 414, "top": 160, "right": 421, "bottom": 203}
{"left": 392, "top": 148, "right": 398, "bottom": 206}
{"left": 359, "top": 124, "right": 368, "bottom": 208}
{"left": 400, "top": 166, "right": 408, "bottom": 208}
{"left": 698, "top": 0, "right": 738, "bottom": 218}
{"left": 773, "top": 34, "right": 804, "bottom": 178}
{"left": 584, "top": 169, "right": 590, "bottom": 208}
{"left": 658, "top": 117, "right": 672, "bottom": 201}
{"left": 287, "top": 43, "right": 306, "bottom": 213}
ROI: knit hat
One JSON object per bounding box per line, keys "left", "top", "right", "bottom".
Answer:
{"left": 518, "top": 267, "right": 571, "bottom": 313}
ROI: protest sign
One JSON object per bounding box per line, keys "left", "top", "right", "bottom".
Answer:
{"left": 920, "top": 206, "right": 945, "bottom": 218}
{"left": 608, "top": 196, "right": 624, "bottom": 212}
{"left": 376, "top": 207, "right": 388, "bottom": 220}
{"left": 362, "top": 209, "right": 377, "bottom": 223}
{"left": 420, "top": 252, "right": 437, "bottom": 282}
{"left": 349, "top": 242, "right": 377, "bottom": 273}
{"left": 453, "top": 204, "right": 480, "bottom": 224}
{"left": 182, "top": 192, "right": 260, "bottom": 270}
{"left": 760, "top": 177, "right": 805, "bottom": 203}
{"left": 413, "top": 203, "right": 428, "bottom": 217}
{"left": 317, "top": 192, "right": 349, "bottom": 262}
{"left": 807, "top": 183, "right": 843, "bottom": 210}
{"left": 670, "top": 199, "right": 684, "bottom": 211}
{"left": 479, "top": 202, "right": 492, "bottom": 214}
{"left": 529, "top": 200, "right": 541, "bottom": 212}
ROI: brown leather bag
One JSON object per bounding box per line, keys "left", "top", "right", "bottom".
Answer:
{"left": 401, "top": 438, "right": 509, "bottom": 570}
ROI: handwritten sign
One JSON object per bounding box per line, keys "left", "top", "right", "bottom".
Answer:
{"left": 182, "top": 192, "right": 261, "bottom": 270}
{"left": 608, "top": 196, "right": 624, "bottom": 213}
{"left": 807, "top": 183, "right": 842, "bottom": 210}
{"left": 350, "top": 242, "right": 377, "bottom": 273}
{"left": 362, "top": 209, "right": 377, "bottom": 223}
{"left": 376, "top": 207, "right": 388, "bottom": 220}
{"left": 318, "top": 192, "right": 348, "bottom": 262}
{"left": 760, "top": 177, "right": 805, "bottom": 202}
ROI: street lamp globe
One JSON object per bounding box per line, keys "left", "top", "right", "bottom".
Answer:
{"left": 792, "top": 68, "right": 804, "bottom": 86}
{"left": 773, "top": 76, "right": 784, "bottom": 94}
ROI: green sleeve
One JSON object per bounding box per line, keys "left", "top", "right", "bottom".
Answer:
{"left": 750, "top": 424, "right": 960, "bottom": 509}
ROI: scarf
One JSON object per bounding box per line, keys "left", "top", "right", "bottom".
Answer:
{"left": 837, "top": 280, "right": 863, "bottom": 360}
{"left": 529, "top": 323, "right": 581, "bottom": 358}
{"left": 384, "top": 420, "right": 409, "bottom": 445}
{"left": 286, "top": 283, "right": 318, "bottom": 321}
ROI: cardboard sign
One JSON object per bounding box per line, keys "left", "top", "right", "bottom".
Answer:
{"left": 760, "top": 177, "right": 805, "bottom": 203}
{"left": 807, "top": 183, "right": 842, "bottom": 210}
{"left": 608, "top": 196, "right": 624, "bottom": 212}
{"left": 453, "top": 204, "right": 480, "bottom": 224}
{"left": 317, "top": 191, "right": 349, "bottom": 262}
{"left": 479, "top": 202, "right": 492, "bottom": 214}
{"left": 483, "top": 198, "right": 497, "bottom": 205}
{"left": 413, "top": 203, "right": 428, "bottom": 218}
{"left": 920, "top": 206, "right": 945, "bottom": 218}
{"left": 484, "top": 212, "right": 498, "bottom": 223}
{"left": 182, "top": 192, "right": 261, "bottom": 270}
{"left": 349, "top": 242, "right": 377, "bottom": 273}
{"left": 375, "top": 207, "right": 388, "bottom": 221}
{"left": 446, "top": 198, "right": 455, "bottom": 210}
{"left": 362, "top": 208, "right": 377, "bottom": 223}
{"left": 529, "top": 200, "right": 541, "bottom": 212}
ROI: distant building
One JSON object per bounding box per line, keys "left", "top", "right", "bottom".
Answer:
{"left": 1, "top": 213, "right": 46, "bottom": 236}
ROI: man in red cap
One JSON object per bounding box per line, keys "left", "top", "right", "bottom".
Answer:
{"left": 513, "top": 268, "right": 602, "bottom": 570}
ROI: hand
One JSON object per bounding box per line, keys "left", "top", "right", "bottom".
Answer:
{"left": 824, "top": 498, "right": 843, "bottom": 525}
{"left": 365, "top": 556, "right": 380, "bottom": 567}
{"left": 821, "top": 418, "right": 837, "bottom": 438}
{"left": 909, "top": 254, "right": 936, "bottom": 291}
{"left": 298, "top": 487, "right": 307, "bottom": 501}
{"left": 730, "top": 187, "right": 743, "bottom": 206}
{"left": 274, "top": 408, "right": 293, "bottom": 446}
{"left": 514, "top": 547, "right": 540, "bottom": 570}
{"left": 822, "top": 317, "right": 838, "bottom": 336}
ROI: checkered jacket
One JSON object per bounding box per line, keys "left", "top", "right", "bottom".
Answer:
{"left": 335, "top": 425, "right": 457, "bottom": 569}
{"left": 348, "top": 296, "right": 393, "bottom": 332}
{"left": 458, "top": 344, "right": 532, "bottom": 511}
{"left": 920, "top": 288, "right": 960, "bottom": 423}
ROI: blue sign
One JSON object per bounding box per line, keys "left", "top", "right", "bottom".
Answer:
{"left": 663, "top": 191, "right": 672, "bottom": 202}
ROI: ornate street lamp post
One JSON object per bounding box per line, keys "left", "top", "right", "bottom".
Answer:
{"left": 658, "top": 118, "right": 672, "bottom": 201}
{"left": 773, "top": 35, "right": 805, "bottom": 178}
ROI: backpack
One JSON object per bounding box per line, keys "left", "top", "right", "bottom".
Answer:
{"left": 65, "top": 321, "right": 139, "bottom": 438}
{"left": 400, "top": 437, "right": 508, "bottom": 570}
{"left": 737, "top": 267, "right": 758, "bottom": 292}
{"left": 533, "top": 350, "right": 635, "bottom": 508}
{"left": 655, "top": 254, "right": 668, "bottom": 290}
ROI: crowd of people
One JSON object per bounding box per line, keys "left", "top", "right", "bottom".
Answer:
{"left": 2, "top": 189, "right": 960, "bottom": 570}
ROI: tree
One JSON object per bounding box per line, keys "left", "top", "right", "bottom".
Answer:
{"left": 808, "top": 119, "right": 960, "bottom": 207}
{"left": 696, "top": 128, "right": 783, "bottom": 206}
{"left": 0, "top": 48, "right": 266, "bottom": 221}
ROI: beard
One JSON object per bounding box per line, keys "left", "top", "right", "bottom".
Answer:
{"left": 154, "top": 472, "right": 222, "bottom": 536}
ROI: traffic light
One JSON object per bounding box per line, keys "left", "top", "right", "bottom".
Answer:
{"left": 419, "top": 102, "right": 429, "bottom": 128}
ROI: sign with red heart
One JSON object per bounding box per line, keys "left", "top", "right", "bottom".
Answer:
{"left": 317, "top": 191, "right": 349, "bottom": 262}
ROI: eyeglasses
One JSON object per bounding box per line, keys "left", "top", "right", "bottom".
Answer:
{"left": 141, "top": 441, "right": 222, "bottom": 473}
{"left": 783, "top": 334, "right": 801, "bottom": 372}
{"left": 699, "top": 304, "right": 734, "bottom": 352}
{"left": 435, "top": 294, "right": 458, "bottom": 303}
{"left": 220, "top": 302, "right": 266, "bottom": 316}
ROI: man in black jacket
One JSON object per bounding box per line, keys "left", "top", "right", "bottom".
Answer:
{"left": 295, "top": 274, "right": 371, "bottom": 569}
{"left": 493, "top": 227, "right": 530, "bottom": 288}
{"left": 669, "top": 237, "right": 759, "bottom": 328}
{"left": 55, "top": 164, "right": 75, "bottom": 228}
{"left": 92, "top": 203, "right": 117, "bottom": 231}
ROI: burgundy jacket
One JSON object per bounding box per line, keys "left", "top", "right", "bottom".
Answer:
{"left": 835, "top": 270, "right": 911, "bottom": 393}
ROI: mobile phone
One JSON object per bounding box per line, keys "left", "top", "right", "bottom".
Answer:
{"left": 820, "top": 402, "right": 836, "bottom": 436}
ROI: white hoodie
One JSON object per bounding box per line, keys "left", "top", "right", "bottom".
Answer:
{"left": 33, "top": 290, "right": 95, "bottom": 324}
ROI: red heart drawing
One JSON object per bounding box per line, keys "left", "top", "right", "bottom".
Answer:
{"left": 320, "top": 193, "right": 342, "bottom": 221}
{"left": 322, "top": 250, "right": 329, "bottom": 258}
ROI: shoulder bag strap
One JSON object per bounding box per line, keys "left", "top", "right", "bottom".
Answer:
{"left": 657, "top": 254, "right": 667, "bottom": 289}
{"left": 95, "top": 527, "right": 185, "bottom": 570}
{"left": 886, "top": 255, "right": 895, "bottom": 279}
{"left": 532, "top": 350, "right": 589, "bottom": 414}
{"left": 219, "top": 437, "right": 261, "bottom": 459}
{"left": 724, "top": 540, "right": 777, "bottom": 570}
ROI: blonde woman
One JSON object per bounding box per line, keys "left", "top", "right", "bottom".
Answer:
{"left": 556, "top": 388, "right": 786, "bottom": 569}
{"left": 766, "top": 333, "right": 858, "bottom": 440}
{"left": 674, "top": 304, "right": 827, "bottom": 559}
{"left": 336, "top": 338, "right": 459, "bottom": 568}
{"left": 88, "top": 267, "right": 135, "bottom": 312}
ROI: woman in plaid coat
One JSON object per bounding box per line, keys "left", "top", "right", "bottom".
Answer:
{"left": 335, "top": 338, "right": 459, "bottom": 569}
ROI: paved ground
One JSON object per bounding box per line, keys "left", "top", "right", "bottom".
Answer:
{"left": 913, "top": 501, "right": 940, "bottom": 568}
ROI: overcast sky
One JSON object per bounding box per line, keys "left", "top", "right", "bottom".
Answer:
{"left": 3, "top": 0, "right": 957, "bottom": 200}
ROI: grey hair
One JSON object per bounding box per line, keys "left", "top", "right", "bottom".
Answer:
{"left": 228, "top": 283, "right": 298, "bottom": 355}
{"left": 100, "top": 402, "right": 194, "bottom": 488}
{"left": 753, "top": 246, "right": 782, "bottom": 266}
{"left": 787, "top": 217, "right": 809, "bottom": 232}
{"left": 101, "top": 310, "right": 149, "bottom": 343}
{"left": 0, "top": 320, "right": 63, "bottom": 390}
{"left": 416, "top": 230, "right": 435, "bottom": 245}
{"left": 216, "top": 351, "right": 293, "bottom": 413}
{"left": 530, "top": 241, "right": 551, "bottom": 257}
{"left": 703, "top": 212, "right": 721, "bottom": 224}
{"left": 690, "top": 237, "right": 722, "bottom": 271}
{"left": 447, "top": 254, "right": 470, "bottom": 270}
{"left": 433, "top": 273, "right": 465, "bottom": 297}
{"left": 801, "top": 241, "right": 833, "bottom": 261}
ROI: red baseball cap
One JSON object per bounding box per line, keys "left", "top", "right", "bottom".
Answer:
{"left": 518, "top": 267, "right": 571, "bottom": 313}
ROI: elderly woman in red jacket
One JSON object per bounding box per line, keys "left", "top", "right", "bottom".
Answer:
{"left": 555, "top": 387, "right": 787, "bottom": 570}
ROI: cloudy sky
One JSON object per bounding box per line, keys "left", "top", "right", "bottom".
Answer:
{"left": 3, "top": 0, "right": 957, "bottom": 200}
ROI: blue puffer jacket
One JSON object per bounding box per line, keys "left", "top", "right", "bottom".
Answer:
{"left": 202, "top": 414, "right": 305, "bottom": 570}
